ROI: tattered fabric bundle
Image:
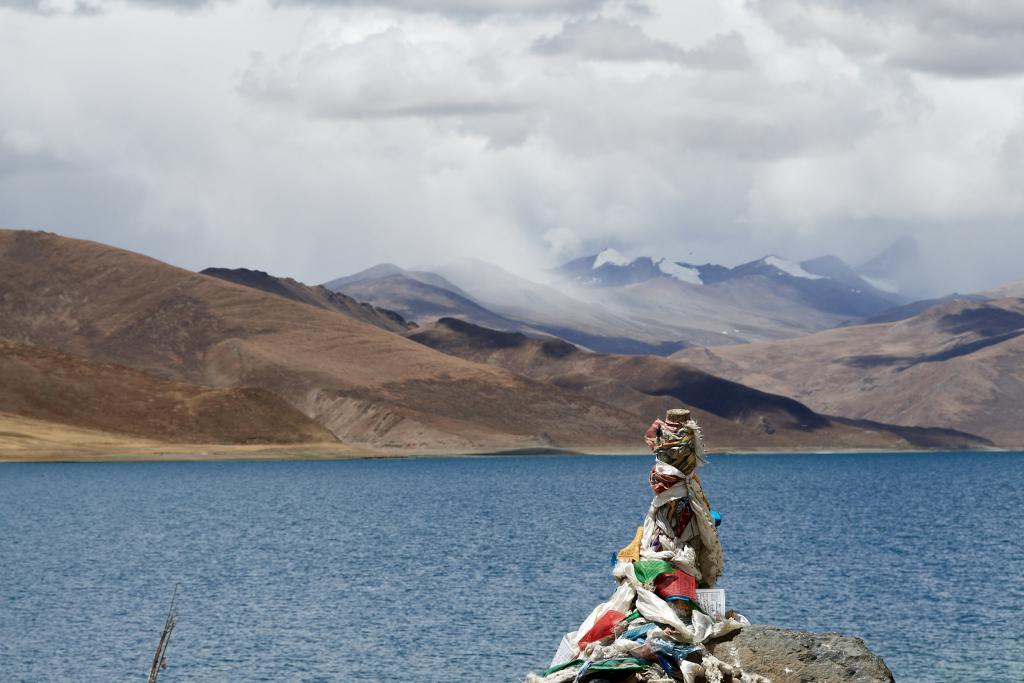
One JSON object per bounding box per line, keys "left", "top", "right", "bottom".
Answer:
{"left": 526, "top": 413, "right": 767, "bottom": 683}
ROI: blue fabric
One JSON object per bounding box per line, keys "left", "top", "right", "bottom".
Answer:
{"left": 621, "top": 622, "right": 658, "bottom": 641}
{"left": 655, "top": 653, "right": 675, "bottom": 676}
{"left": 649, "top": 637, "right": 700, "bottom": 661}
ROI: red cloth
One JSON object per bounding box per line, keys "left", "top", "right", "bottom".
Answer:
{"left": 577, "top": 609, "right": 627, "bottom": 647}
{"left": 648, "top": 464, "right": 683, "bottom": 494}
{"left": 654, "top": 569, "right": 697, "bottom": 601}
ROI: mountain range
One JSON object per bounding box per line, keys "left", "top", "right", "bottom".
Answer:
{"left": 325, "top": 246, "right": 928, "bottom": 354}
{"left": 4, "top": 228, "right": 1006, "bottom": 458}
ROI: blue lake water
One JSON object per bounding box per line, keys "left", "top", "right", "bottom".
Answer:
{"left": 1, "top": 452, "right": 1022, "bottom": 682}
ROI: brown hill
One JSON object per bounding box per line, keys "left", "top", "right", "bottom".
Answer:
{"left": 0, "top": 339, "right": 335, "bottom": 445}
{"left": 201, "top": 267, "right": 413, "bottom": 334}
{"left": 0, "top": 229, "right": 646, "bottom": 452}
{"left": 673, "top": 298, "right": 1024, "bottom": 446}
{"left": 408, "top": 318, "right": 988, "bottom": 450}
{"left": 982, "top": 279, "right": 1024, "bottom": 299}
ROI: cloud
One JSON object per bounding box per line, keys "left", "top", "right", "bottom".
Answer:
{"left": 0, "top": 0, "right": 602, "bottom": 15}
{"left": 239, "top": 26, "right": 532, "bottom": 122}
{"left": 753, "top": 0, "right": 1024, "bottom": 79}
{"left": 533, "top": 16, "right": 749, "bottom": 68}
{"left": 1, "top": 0, "right": 1022, "bottom": 295}
{"left": 0, "top": 0, "right": 207, "bottom": 13}
{"left": 533, "top": 16, "right": 679, "bottom": 61}
{"left": 283, "top": 0, "right": 605, "bottom": 15}
{"left": 888, "top": 33, "right": 1024, "bottom": 79}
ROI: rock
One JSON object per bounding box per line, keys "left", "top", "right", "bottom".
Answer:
{"left": 705, "top": 625, "right": 895, "bottom": 683}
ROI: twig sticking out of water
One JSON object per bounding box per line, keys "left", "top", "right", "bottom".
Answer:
{"left": 147, "top": 584, "right": 179, "bottom": 683}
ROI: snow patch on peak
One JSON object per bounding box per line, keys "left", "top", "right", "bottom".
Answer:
{"left": 593, "top": 248, "right": 630, "bottom": 269}
{"left": 764, "top": 256, "right": 823, "bottom": 280}
{"left": 657, "top": 258, "right": 702, "bottom": 285}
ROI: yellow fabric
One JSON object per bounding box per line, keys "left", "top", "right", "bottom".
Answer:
{"left": 692, "top": 473, "right": 711, "bottom": 510}
{"left": 616, "top": 526, "right": 644, "bottom": 562}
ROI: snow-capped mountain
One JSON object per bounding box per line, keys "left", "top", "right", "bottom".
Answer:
{"left": 558, "top": 250, "right": 901, "bottom": 295}
{"left": 557, "top": 249, "right": 665, "bottom": 287}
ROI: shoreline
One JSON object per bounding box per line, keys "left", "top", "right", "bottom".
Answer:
{"left": 2, "top": 443, "right": 1019, "bottom": 464}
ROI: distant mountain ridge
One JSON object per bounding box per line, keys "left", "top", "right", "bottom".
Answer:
{"left": 673, "top": 296, "right": 1024, "bottom": 446}
{"left": 203, "top": 267, "right": 413, "bottom": 333}
{"left": 325, "top": 260, "right": 691, "bottom": 355}
{"left": 327, "top": 246, "right": 921, "bottom": 352}
{"left": 555, "top": 248, "right": 902, "bottom": 308}
{"left": 324, "top": 249, "right": 915, "bottom": 354}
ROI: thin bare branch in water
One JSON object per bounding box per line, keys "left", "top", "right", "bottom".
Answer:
{"left": 147, "top": 584, "right": 179, "bottom": 683}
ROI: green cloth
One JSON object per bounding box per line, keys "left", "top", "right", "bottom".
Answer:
{"left": 633, "top": 559, "right": 674, "bottom": 584}
{"left": 544, "top": 658, "right": 649, "bottom": 679}
{"left": 543, "top": 659, "right": 584, "bottom": 676}
{"left": 587, "top": 657, "right": 649, "bottom": 671}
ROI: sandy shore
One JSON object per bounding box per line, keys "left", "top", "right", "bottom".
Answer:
{"left": 3, "top": 412, "right": 1013, "bottom": 463}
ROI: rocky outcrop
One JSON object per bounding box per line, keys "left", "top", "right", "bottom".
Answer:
{"left": 705, "top": 625, "right": 894, "bottom": 683}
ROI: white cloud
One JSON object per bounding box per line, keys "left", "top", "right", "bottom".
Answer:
{"left": 533, "top": 16, "right": 749, "bottom": 68}
{"left": 0, "top": 0, "right": 1022, "bottom": 294}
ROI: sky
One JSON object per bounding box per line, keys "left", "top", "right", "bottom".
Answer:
{"left": 1, "top": 0, "right": 1022, "bottom": 295}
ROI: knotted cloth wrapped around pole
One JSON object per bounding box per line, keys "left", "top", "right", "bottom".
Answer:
{"left": 525, "top": 410, "right": 767, "bottom": 683}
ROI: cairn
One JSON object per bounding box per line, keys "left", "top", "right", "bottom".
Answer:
{"left": 527, "top": 410, "right": 766, "bottom": 683}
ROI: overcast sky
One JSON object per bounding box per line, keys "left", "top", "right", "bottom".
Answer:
{"left": 1, "top": 0, "right": 1022, "bottom": 294}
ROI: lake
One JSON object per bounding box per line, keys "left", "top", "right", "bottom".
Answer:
{"left": 1, "top": 451, "right": 1022, "bottom": 682}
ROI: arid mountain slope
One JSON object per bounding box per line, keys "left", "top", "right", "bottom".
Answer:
{"left": 0, "top": 230, "right": 644, "bottom": 452}
{"left": 202, "top": 267, "right": 412, "bottom": 333}
{"left": 673, "top": 298, "right": 1024, "bottom": 445}
{"left": 330, "top": 269, "right": 523, "bottom": 332}
{"left": 0, "top": 339, "right": 334, "bottom": 444}
{"left": 409, "top": 318, "right": 988, "bottom": 450}
{"left": 982, "top": 279, "right": 1024, "bottom": 299}
{"left": 853, "top": 294, "right": 989, "bottom": 326}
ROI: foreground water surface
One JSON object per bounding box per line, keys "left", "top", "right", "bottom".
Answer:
{"left": 1, "top": 451, "right": 1022, "bottom": 682}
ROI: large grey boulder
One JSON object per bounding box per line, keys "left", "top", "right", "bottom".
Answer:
{"left": 704, "top": 625, "right": 895, "bottom": 683}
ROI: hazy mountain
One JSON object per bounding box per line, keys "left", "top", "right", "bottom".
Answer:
{"left": 328, "top": 251, "right": 909, "bottom": 355}
{"left": 557, "top": 250, "right": 904, "bottom": 317}
{"left": 673, "top": 297, "right": 1024, "bottom": 446}
{"left": 726, "top": 255, "right": 904, "bottom": 317}
{"left": 325, "top": 264, "right": 522, "bottom": 332}
{"left": 203, "top": 267, "right": 412, "bottom": 333}
{"left": 425, "top": 258, "right": 692, "bottom": 354}
{"left": 855, "top": 236, "right": 921, "bottom": 295}
{"left": 325, "top": 263, "right": 470, "bottom": 295}
{"left": 328, "top": 259, "right": 690, "bottom": 355}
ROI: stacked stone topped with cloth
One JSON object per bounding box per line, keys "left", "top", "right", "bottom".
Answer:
{"left": 526, "top": 410, "right": 765, "bottom": 683}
